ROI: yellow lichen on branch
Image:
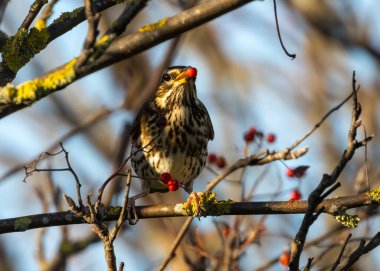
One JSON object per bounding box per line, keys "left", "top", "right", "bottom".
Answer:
{"left": 0, "top": 59, "right": 77, "bottom": 105}
{"left": 335, "top": 213, "right": 360, "bottom": 228}
{"left": 35, "top": 18, "right": 47, "bottom": 31}
{"left": 139, "top": 17, "right": 170, "bottom": 32}
{"left": 366, "top": 187, "right": 380, "bottom": 203}
{"left": 181, "top": 192, "right": 235, "bottom": 217}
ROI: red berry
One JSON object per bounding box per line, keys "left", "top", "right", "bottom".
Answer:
{"left": 293, "top": 165, "right": 309, "bottom": 178}
{"left": 249, "top": 126, "right": 256, "bottom": 134}
{"left": 286, "top": 168, "right": 295, "bottom": 178}
{"left": 216, "top": 156, "right": 227, "bottom": 169}
{"left": 244, "top": 130, "right": 255, "bottom": 143}
{"left": 167, "top": 180, "right": 179, "bottom": 191}
{"left": 186, "top": 67, "right": 197, "bottom": 78}
{"left": 160, "top": 172, "right": 172, "bottom": 184}
{"left": 289, "top": 189, "right": 302, "bottom": 201}
{"left": 279, "top": 251, "right": 291, "bottom": 266}
{"left": 208, "top": 153, "right": 217, "bottom": 163}
{"left": 266, "top": 133, "right": 276, "bottom": 143}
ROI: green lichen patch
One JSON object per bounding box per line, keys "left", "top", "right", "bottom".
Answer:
{"left": 335, "top": 213, "right": 360, "bottom": 228}
{"left": 105, "top": 206, "right": 122, "bottom": 217}
{"left": 0, "top": 58, "right": 77, "bottom": 105}
{"left": 14, "top": 217, "right": 32, "bottom": 231}
{"left": 139, "top": 17, "right": 170, "bottom": 32}
{"left": 366, "top": 187, "right": 380, "bottom": 203}
{"left": 53, "top": 7, "right": 84, "bottom": 24}
{"left": 2, "top": 27, "right": 50, "bottom": 73}
{"left": 181, "top": 191, "right": 235, "bottom": 218}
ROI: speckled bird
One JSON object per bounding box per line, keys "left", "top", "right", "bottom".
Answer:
{"left": 130, "top": 66, "right": 214, "bottom": 200}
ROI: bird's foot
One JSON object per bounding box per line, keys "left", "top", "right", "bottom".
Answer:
{"left": 127, "top": 192, "right": 147, "bottom": 225}
{"left": 182, "top": 192, "right": 236, "bottom": 219}
{"left": 185, "top": 192, "right": 204, "bottom": 219}
{"left": 127, "top": 197, "right": 139, "bottom": 225}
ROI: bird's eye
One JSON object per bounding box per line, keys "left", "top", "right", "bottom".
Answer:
{"left": 162, "top": 74, "right": 171, "bottom": 82}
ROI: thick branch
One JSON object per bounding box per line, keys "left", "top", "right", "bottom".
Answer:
{"left": 0, "top": 0, "right": 255, "bottom": 119}
{"left": 0, "top": 192, "right": 374, "bottom": 234}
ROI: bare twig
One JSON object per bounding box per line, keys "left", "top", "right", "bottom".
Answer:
{"left": 289, "top": 71, "right": 366, "bottom": 270}
{"left": 88, "top": 0, "right": 149, "bottom": 63}
{"left": 60, "top": 143, "right": 84, "bottom": 209}
{"left": 339, "top": 233, "right": 380, "bottom": 270}
{"left": 20, "top": 0, "right": 47, "bottom": 30}
{"left": 331, "top": 233, "right": 352, "bottom": 271}
{"left": 157, "top": 217, "right": 193, "bottom": 271}
{"left": 75, "top": 0, "right": 100, "bottom": 68}
{"left": 97, "top": 134, "right": 160, "bottom": 204}
{"left": 273, "top": 0, "right": 296, "bottom": 59}
{"left": 288, "top": 91, "right": 355, "bottom": 151}
{"left": 109, "top": 170, "right": 132, "bottom": 242}
{"left": 0, "top": 107, "right": 114, "bottom": 182}
{"left": 37, "top": 0, "right": 59, "bottom": 25}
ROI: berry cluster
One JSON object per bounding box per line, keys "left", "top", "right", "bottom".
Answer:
{"left": 243, "top": 126, "right": 276, "bottom": 144}
{"left": 208, "top": 153, "right": 227, "bottom": 169}
{"left": 284, "top": 166, "right": 309, "bottom": 201}
{"left": 159, "top": 172, "right": 179, "bottom": 191}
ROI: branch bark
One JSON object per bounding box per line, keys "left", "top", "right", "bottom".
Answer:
{"left": 0, "top": 0, "right": 256, "bottom": 119}
{"left": 0, "top": 192, "right": 375, "bottom": 234}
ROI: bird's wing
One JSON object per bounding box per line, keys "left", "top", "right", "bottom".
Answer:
{"left": 130, "top": 102, "right": 150, "bottom": 143}
{"left": 198, "top": 102, "right": 214, "bottom": 140}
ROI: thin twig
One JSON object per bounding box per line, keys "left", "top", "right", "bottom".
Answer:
{"left": 339, "top": 233, "right": 380, "bottom": 270}
{"left": 0, "top": 107, "right": 114, "bottom": 182}
{"left": 75, "top": 0, "right": 100, "bottom": 68}
{"left": 157, "top": 217, "right": 193, "bottom": 271}
{"left": 331, "top": 233, "right": 352, "bottom": 271}
{"left": 109, "top": 170, "right": 132, "bottom": 242}
{"left": 289, "top": 71, "right": 364, "bottom": 270}
{"left": 60, "top": 143, "right": 84, "bottom": 209}
{"left": 20, "top": 0, "right": 47, "bottom": 30}
{"left": 288, "top": 91, "right": 355, "bottom": 151}
{"left": 273, "top": 0, "right": 296, "bottom": 59}
{"left": 97, "top": 134, "right": 160, "bottom": 204}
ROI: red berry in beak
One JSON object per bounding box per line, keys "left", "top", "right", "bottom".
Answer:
{"left": 186, "top": 67, "right": 197, "bottom": 78}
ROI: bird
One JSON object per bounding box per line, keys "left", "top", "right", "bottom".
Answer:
{"left": 130, "top": 66, "right": 214, "bottom": 204}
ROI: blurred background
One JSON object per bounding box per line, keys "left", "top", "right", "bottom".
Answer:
{"left": 0, "top": 0, "right": 379, "bottom": 270}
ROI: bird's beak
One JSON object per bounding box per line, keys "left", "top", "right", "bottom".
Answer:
{"left": 176, "top": 67, "right": 197, "bottom": 81}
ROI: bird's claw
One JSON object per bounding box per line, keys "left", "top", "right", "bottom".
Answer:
{"left": 185, "top": 192, "right": 204, "bottom": 219}
{"left": 127, "top": 197, "right": 139, "bottom": 225}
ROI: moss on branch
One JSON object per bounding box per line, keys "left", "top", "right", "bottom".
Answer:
{"left": 2, "top": 27, "right": 50, "bottom": 73}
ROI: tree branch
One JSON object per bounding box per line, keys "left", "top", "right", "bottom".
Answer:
{"left": 0, "top": 192, "right": 375, "bottom": 234}
{"left": 289, "top": 71, "right": 365, "bottom": 270}
{"left": 0, "top": 0, "right": 256, "bottom": 119}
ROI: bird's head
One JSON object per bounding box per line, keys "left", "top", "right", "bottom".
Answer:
{"left": 155, "top": 66, "right": 198, "bottom": 108}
